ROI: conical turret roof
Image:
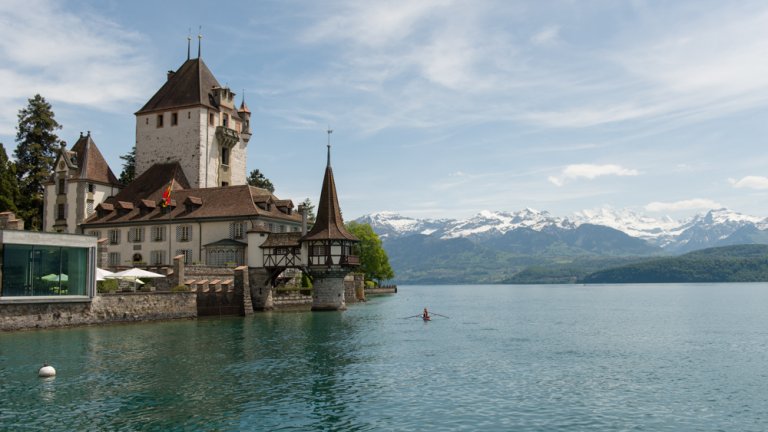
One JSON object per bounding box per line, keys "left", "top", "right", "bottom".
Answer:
{"left": 302, "top": 146, "right": 358, "bottom": 242}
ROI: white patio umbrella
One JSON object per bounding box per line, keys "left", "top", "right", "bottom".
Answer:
{"left": 95, "top": 268, "right": 114, "bottom": 282}
{"left": 108, "top": 268, "right": 165, "bottom": 291}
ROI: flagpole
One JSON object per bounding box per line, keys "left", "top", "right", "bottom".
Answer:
{"left": 165, "top": 165, "right": 178, "bottom": 268}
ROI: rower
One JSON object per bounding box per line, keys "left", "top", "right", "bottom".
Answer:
{"left": 422, "top": 307, "right": 430, "bottom": 320}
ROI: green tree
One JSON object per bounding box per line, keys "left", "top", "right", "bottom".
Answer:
{"left": 0, "top": 143, "right": 20, "bottom": 214}
{"left": 346, "top": 221, "right": 395, "bottom": 284}
{"left": 119, "top": 146, "right": 136, "bottom": 184}
{"left": 300, "top": 198, "right": 316, "bottom": 224}
{"left": 14, "top": 94, "right": 62, "bottom": 230}
{"left": 247, "top": 169, "right": 275, "bottom": 192}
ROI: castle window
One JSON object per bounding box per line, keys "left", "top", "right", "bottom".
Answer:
{"left": 132, "top": 253, "right": 143, "bottom": 264}
{"left": 145, "top": 118, "right": 149, "bottom": 125}
{"left": 176, "top": 249, "right": 192, "bottom": 264}
{"left": 188, "top": 111, "right": 191, "bottom": 119}
{"left": 88, "top": 183, "right": 94, "bottom": 193}
{"left": 157, "top": 114, "right": 164, "bottom": 128}
{"left": 57, "top": 204, "right": 65, "bottom": 220}
{"left": 229, "top": 222, "right": 244, "bottom": 239}
{"left": 152, "top": 226, "right": 165, "bottom": 241}
{"left": 89, "top": 230, "right": 101, "bottom": 238}
{"left": 150, "top": 250, "right": 166, "bottom": 265}
{"left": 171, "top": 112, "right": 178, "bottom": 126}
{"left": 209, "top": 113, "right": 215, "bottom": 125}
{"left": 108, "top": 252, "right": 121, "bottom": 266}
{"left": 128, "top": 227, "right": 144, "bottom": 243}
{"left": 222, "top": 114, "right": 229, "bottom": 128}
{"left": 221, "top": 147, "right": 229, "bottom": 165}
{"left": 108, "top": 229, "right": 121, "bottom": 245}
{"left": 222, "top": 182, "right": 228, "bottom": 187}
{"left": 177, "top": 225, "right": 192, "bottom": 242}
{"left": 58, "top": 178, "right": 65, "bottom": 195}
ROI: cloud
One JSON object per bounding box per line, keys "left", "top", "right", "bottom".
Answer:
{"left": 645, "top": 198, "right": 721, "bottom": 212}
{"left": 549, "top": 164, "right": 639, "bottom": 186}
{"left": 729, "top": 176, "right": 768, "bottom": 190}
{"left": 531, "top": 25, "right": 560, "bottom": 46}
{"left": 0, "top": 0, "right": 154, "bottom": 135}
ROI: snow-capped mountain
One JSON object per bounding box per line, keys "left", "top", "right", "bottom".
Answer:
{"left": 356, "top": 208, "right": 768, "bottom": 253}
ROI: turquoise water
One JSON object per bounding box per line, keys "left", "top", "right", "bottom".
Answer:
{"left": 3, "top": 283, "right": 768, "bottom": 431}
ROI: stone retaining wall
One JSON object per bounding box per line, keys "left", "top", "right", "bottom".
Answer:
{"left": 0, "top": 292, "right": 197, "bottom": 331}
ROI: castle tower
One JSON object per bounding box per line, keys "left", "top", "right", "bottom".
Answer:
{"left": 301, "top": 134, "right": 359, "bottom": 311}
{"left": 134, "top": 56, "right": 250, "bottom": 189}
{"left": 43, "top": 132, "right": 122, "bottom": 233}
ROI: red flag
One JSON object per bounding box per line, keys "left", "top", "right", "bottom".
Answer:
{"left": 161, "top": 181, "right": 172, "bottom": 207}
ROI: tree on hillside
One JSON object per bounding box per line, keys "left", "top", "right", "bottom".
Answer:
{"left": 247, "top": 169, "right": 274, "bottom": 192}
{"left": 300, "top": 198, "right": 316, "bottom": 224}
{"left": 346, "top": 221, "right": 395, "bottom": 284}
{"left": 0, "top": 143, "right": 20, "bottom": 214}
{"left": 14, "top": 94, "right": 63, "bottom": 230}
{"left": 119, "top": 146, "right": 136, "bottom": 184}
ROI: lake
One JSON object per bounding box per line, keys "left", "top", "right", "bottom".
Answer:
{"left": 2, "top": 283, "right": 768, "bottom": 431}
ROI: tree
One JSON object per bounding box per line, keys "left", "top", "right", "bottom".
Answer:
{"left": 300, "top": 198, "right": 316, "bottom": 224}
{"left": 247, "top": 169, "right": 274, "bottom": 192}
{"left": 119, "top": 146, "right": 136, "bottom": 184}
{"left": 346, "top": 221, "right": 395, "bottom": 284}
{"left": 14, "top": 94, "right": 62, "bottom": 230}
{"left": 0, "top": 143, "right": 20, "bottom": 214}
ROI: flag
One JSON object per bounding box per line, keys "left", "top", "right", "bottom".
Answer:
{"left": 161, "top": 180, "right": 173, "bottom": 207}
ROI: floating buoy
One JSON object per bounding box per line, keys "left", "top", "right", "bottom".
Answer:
{"left": 38, "top": 363, "right": 56, "bottom": 378}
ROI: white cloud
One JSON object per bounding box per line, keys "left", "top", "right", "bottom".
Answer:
{"left": 531, "top": 25, "right": 560, "bottom": 46}
{"left": 729, "top": 176, "right": 768, "bottom": 190}
{"left": 549, "top": 164, "right": 639, "bottom": 186}
{"left": 645, "top": 198, "right": 721, "bottom": 212}
{"left": 0, "top": 0, "right": 154, "bottom": 135}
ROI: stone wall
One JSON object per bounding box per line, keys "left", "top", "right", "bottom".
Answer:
{"left": 0, "top": 292, "right": 197, "bottom": 331}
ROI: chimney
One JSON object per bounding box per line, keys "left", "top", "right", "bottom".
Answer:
{"left": 167, "top": 70, "right": 176, "bottom": 81}
{"left": 298, "top": 204, "right": 308, "bottom": 235}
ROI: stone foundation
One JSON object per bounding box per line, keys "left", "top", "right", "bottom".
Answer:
{"left": 312, "top": 275, "right": 346, "bottom": 311}
{"left": 0, "top": 292, "right": 197, "bottom": 331}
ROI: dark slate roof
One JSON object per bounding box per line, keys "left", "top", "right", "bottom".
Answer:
{"left": 261, "top": 232, "right": 302, "bottom": 248}
{"left": 50, "top": 133, "right": 120, "bottom": 185}
{"left": 82, "top": 164, "right": 302, "bottom": 226}
{"left": 302, "top": 148, "right": 358, "bottom": 242}
{"left": 136, "top": 58, "right": 221, "bottom": 114}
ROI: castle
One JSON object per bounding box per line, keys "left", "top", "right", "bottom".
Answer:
{"left": 42, "top": 48, "right": 359, "bottom": 310}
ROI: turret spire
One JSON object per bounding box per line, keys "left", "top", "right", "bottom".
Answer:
{"left": 187, "top": 29, "right": 191, "bottom": 60}
{"left": 197, "top": 27, "right": 202, "bottom": 58}
{"left": 326, "top": 127, "right": 333, "bottom": 167}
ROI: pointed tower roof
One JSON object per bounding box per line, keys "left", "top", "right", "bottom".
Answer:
{"left": 67, "top": 132, "right": 120, "bottom": 185}
{"left": 238, "top": 99, "right": 250, "bottom": 114}
{"left": 136, "top": 58, "right": 221, "bottom": 114}
{"left": 112, "top": 162, "right": 190, "bottom": 203}
{"left": 302, "top": 144, "right": 359, "bottom": 242}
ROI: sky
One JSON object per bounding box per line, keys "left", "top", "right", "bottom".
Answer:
{"left": 2, "top": 0, "right": 768, "bottom": 221}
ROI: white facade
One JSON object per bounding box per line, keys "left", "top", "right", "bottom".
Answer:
{"left": 43, "top": 153, "right": 120, "bottom": 234}
{"left": 135, "top": 105, "right": 248, "bottom": 189}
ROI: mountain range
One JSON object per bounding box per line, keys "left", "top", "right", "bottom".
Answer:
{"left": 354, "top": 208, "right": 768, "bottom": 284}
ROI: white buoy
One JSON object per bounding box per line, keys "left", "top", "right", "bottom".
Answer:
{"left": 38, "top": 363, "right": 56, "bottom": 378}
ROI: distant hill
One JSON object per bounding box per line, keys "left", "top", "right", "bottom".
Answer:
{"left": 581, "top": 244, "right": 768, "bottom": 283}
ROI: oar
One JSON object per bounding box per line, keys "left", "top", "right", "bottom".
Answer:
{"left": 431, "top": 313, "right": 450, "bottom": 318}
{"left": 400, "top": 314, "right": 422, "bottom": 319}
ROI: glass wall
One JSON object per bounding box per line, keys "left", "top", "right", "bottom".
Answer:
{"left": 2, "top": 244, "right": 89, "bottom": 297}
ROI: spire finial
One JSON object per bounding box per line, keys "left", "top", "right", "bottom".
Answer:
{"left": 197, "top": 26, "right": 202, "bottom": 58}
{"left": 187, "top": 29, "right": 191, "bottom": 60}
{"left": 326, "top": 127, "right": 333, "bottom": 167}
